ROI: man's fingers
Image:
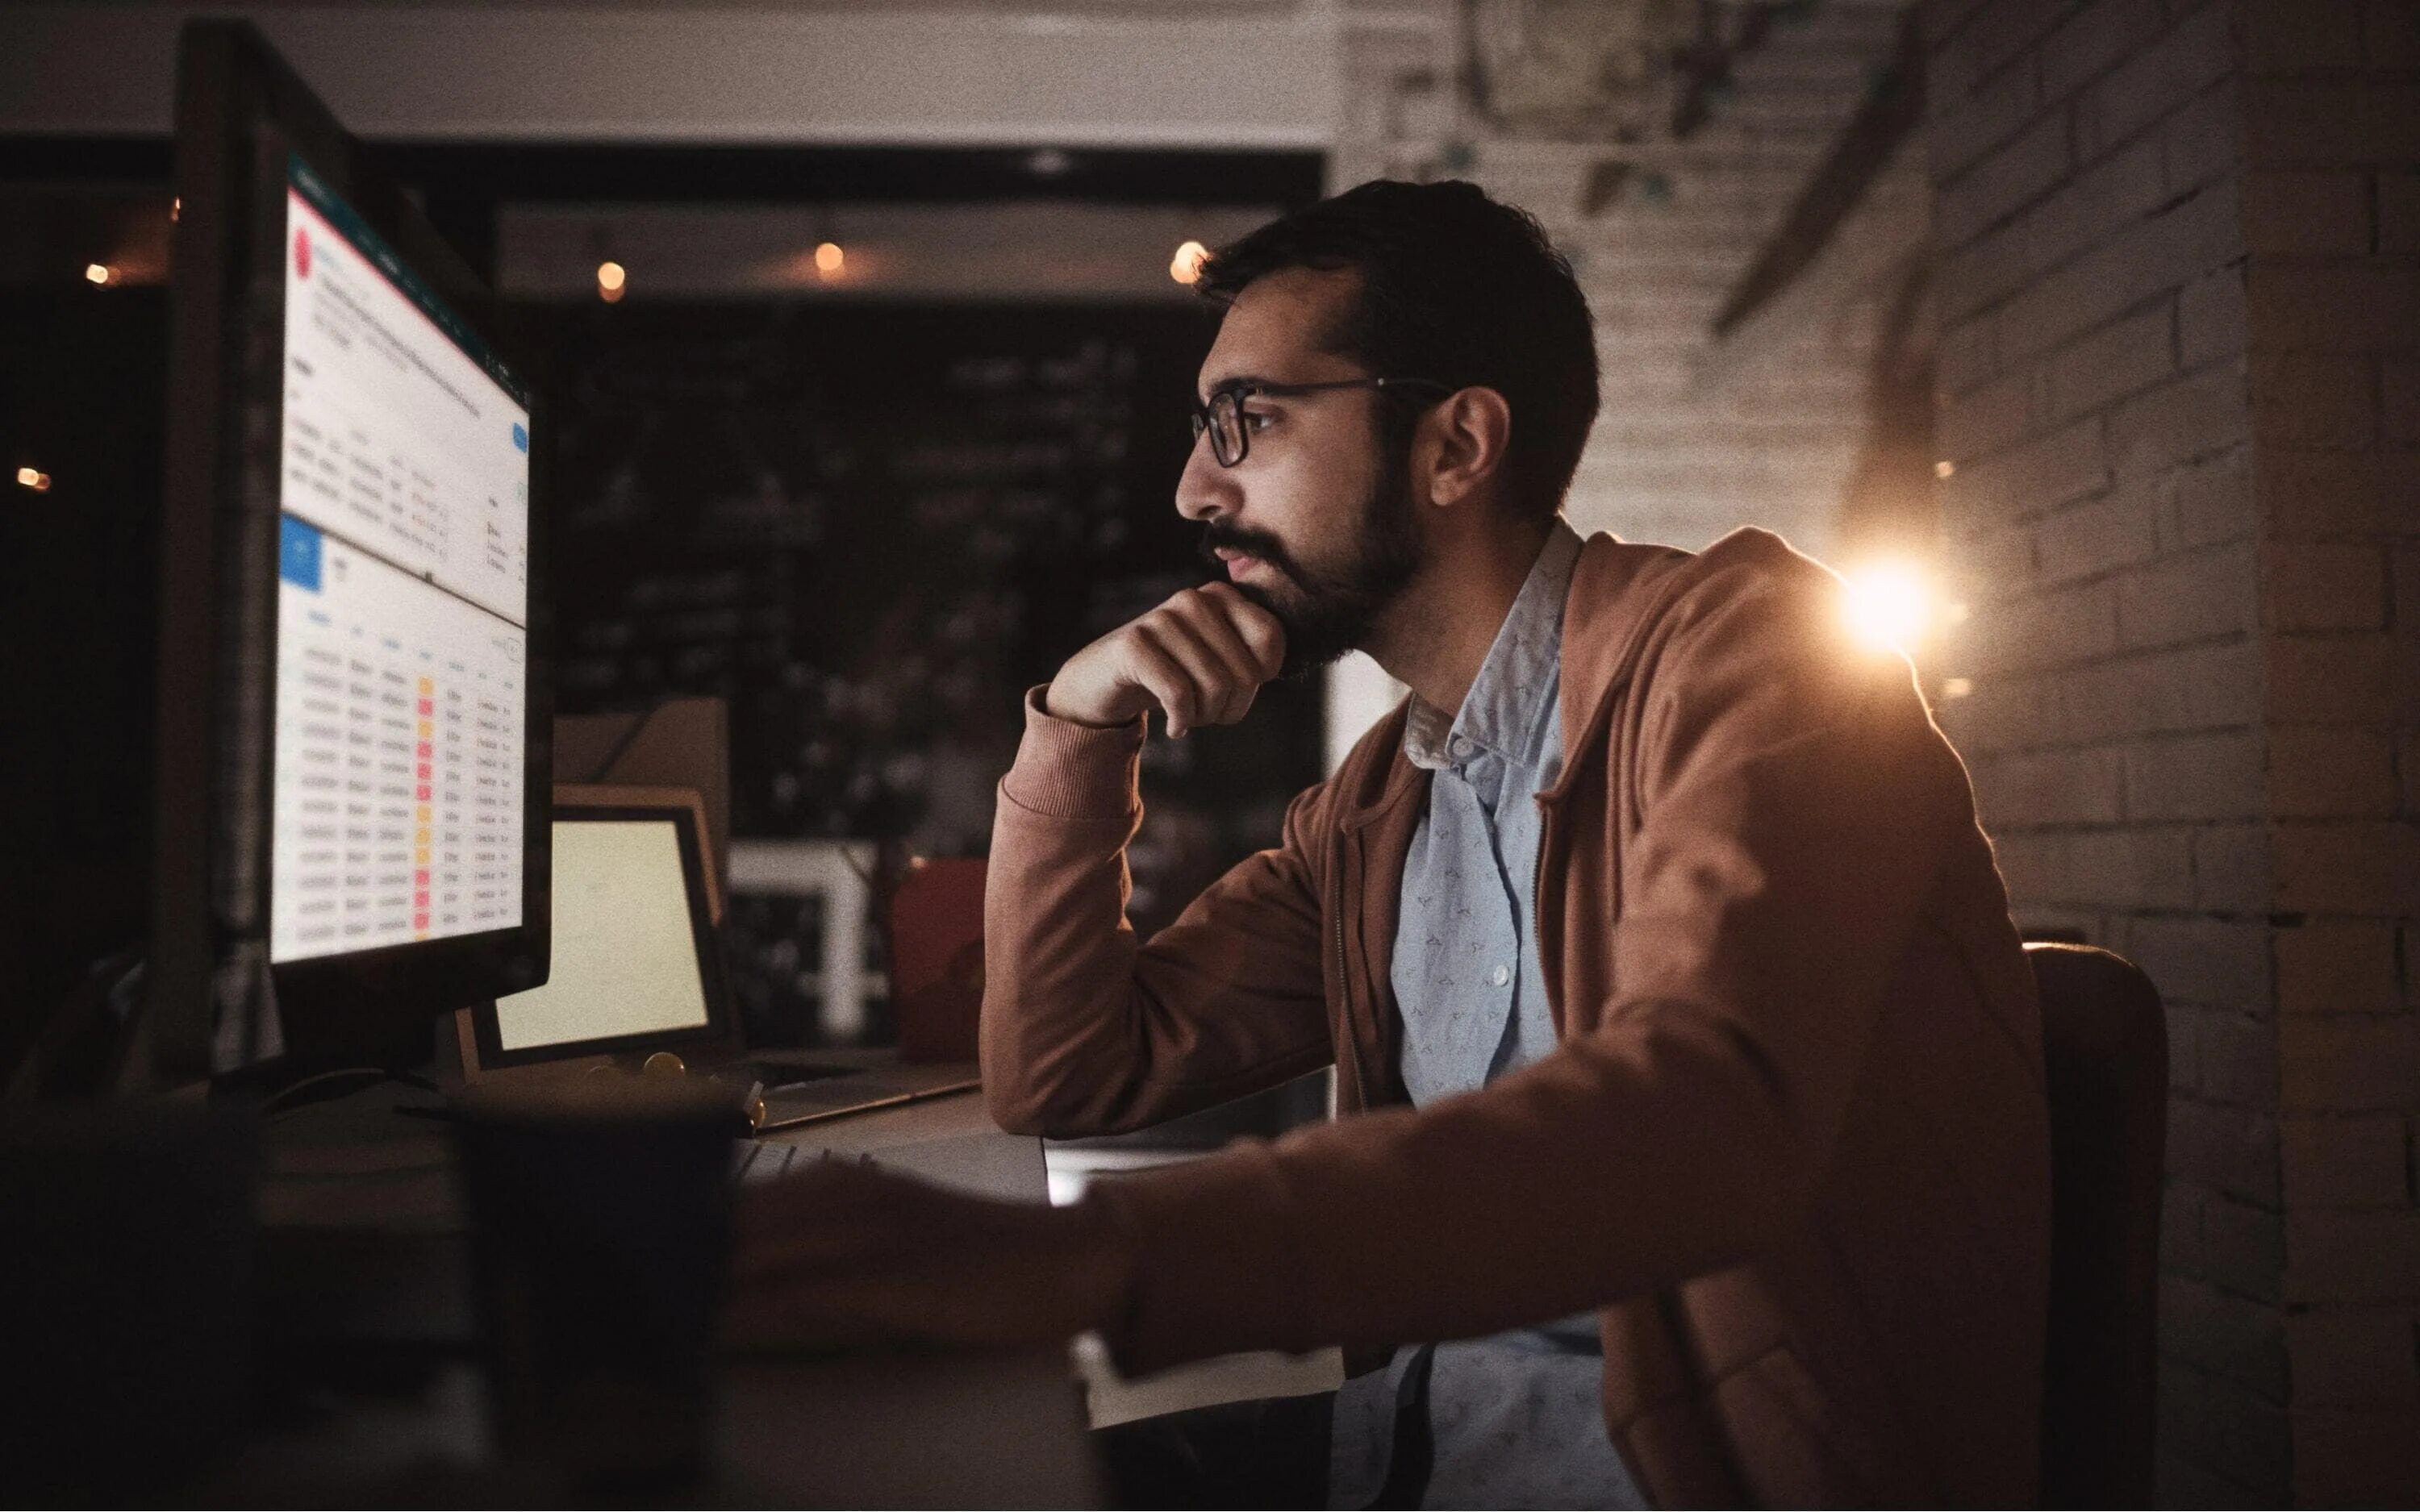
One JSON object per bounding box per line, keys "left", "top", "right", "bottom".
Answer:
{"left": 733, "top": 1203, "right": 912, "bottom": 1281}
{"left": 1152, "top": 608, "right": 1254, "bottom": 727}
{"left": 1200, "top": 582, "right": 1287, "bottom": 681}
{"left": 1121, "top": 633, "right": 1203, "bottom": 737}
{"left": 730, "top": 1160, "right": 959, "bottom": 1256}
{"left": 1175, "top": 594, "right": 1270, "bottom": 722}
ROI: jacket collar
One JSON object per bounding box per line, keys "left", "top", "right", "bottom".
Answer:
{"left": 1333, "top": 530, "right": 1706, "bottom": 831}
{"left": 1402, "top": 519, "right": 1582, "bottom": 775}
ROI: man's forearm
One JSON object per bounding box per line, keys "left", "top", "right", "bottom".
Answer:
{"left": 980, "top": 694, "right": 1331, "bottom": 1138}
{"left": 980, "top": 694, "right": 1153, "bottom": 1134}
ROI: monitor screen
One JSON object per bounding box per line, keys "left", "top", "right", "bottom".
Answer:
{"left": 491, "top": 818, "right": 711, "bottom": 1053}
{"left": 269, "top": 156, "right": 532, "bottom": 964}
{"left": 151, "top": 21, "right": 551, "bottom": 1083}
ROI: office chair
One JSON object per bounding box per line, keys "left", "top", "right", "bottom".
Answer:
{"left": 2027, "top": 940, "right": 2167, "bottom": 1508}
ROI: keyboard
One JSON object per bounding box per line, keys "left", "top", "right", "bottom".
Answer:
{"left": 728, "top": 1139, "right": 881, "bottom": 1185}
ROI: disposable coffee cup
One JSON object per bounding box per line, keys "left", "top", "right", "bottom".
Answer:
{"left": 450, "top": 1080, "right": 740, "bottom": 1495}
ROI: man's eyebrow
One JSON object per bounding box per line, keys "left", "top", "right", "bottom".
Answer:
{"left": 1198, "top": 373, "right": 1275, "bottom": 402}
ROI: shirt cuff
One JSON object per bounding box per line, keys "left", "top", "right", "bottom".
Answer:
{"left": 999, "top": 685, "right": 1146, "bottom": 822}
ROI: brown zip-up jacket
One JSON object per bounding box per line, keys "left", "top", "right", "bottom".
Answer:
{"left": 982, "top": 528, "right": 2051, "bottom": 1506}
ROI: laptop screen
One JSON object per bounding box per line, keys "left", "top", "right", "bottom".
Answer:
{"left": 493, "top": 817, "right": 711, "bottom": 1052}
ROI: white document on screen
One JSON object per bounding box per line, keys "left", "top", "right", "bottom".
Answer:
{"left": 268, "top": 160, "right": 531, "bottom": 964}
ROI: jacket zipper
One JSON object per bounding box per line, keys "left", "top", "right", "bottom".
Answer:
{"left": 1535, "top": 793, "right": 1562, "bottom": 1038}
{"left": 1333, "top": 866, "right": 1358, "bottom": 1110}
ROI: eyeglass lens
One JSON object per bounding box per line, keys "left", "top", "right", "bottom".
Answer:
{"left": 1193, "top": 391, "right": 1245, "bottom": 466}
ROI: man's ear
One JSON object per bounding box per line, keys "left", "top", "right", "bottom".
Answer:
{"left": 1418, "top": 387, "right": 1513, "bottom": 510}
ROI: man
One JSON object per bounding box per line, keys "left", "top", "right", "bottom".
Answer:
{"left": 733, "top": 181, "right": 2050, "bottom": 1508}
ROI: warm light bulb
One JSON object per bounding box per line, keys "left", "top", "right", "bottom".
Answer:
{"left": 84, "top": 263, "right": 113, "bottom": 285}
{"left": 1933, "top": 460, "right": 1955, "bottom": 479}
{"left": 595, "top": 260, "right": 626, "bottom": 302}
{"left": 16, "top": 467, "right": 52, "bottom": 492}
{"left": 1841, "top": 560, "right": 1934, "bottom": 655}
{"left": 1169, "top": 240, "right": 1209, "bottom": 285}
{"left": 815, "top": 242, "right": 845, "bottom": 277}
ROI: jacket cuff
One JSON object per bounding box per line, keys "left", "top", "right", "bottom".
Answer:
{"left": 1000, "top": 685, "right": 1145, "bottom": 822}
{"left": 1083, "top": 1142, "right": 1310, "bottom": 1374}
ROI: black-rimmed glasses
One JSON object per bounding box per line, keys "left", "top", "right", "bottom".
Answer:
{"left": 1187, "top": 377, "right": 1451, "bottom": 468}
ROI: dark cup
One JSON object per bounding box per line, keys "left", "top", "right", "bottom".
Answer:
{"left": 450, "top": 1080, "right": 738, "bottom": 1495}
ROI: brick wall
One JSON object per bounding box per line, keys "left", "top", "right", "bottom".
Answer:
{"left": 2238, "top": 2, "right": 2420, "bottom": 1501}
{"left": 1926, "top": 0, "right": 2418, "bottom": 1502}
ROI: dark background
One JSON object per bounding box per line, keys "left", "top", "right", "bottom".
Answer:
{"left": 0, "top": 142, "right": 1326, "bottom": 1068}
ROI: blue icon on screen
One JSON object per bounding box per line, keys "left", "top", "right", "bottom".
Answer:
{"left": 511, "top": 423, "right": 528, "bottom": 453}
{"left": 280, "top": 515, "right": 322, "bottom": 591}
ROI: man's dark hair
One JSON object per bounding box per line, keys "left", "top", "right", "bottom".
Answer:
{"left": 1196, "top": 179, "right": 1600, "bottom": 527}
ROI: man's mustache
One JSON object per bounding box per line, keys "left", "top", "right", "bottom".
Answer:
{"left": 1196, "top": 522, "right": 1303, "bottom": 584}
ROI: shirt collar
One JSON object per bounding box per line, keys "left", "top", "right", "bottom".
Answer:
{"left": 1402, "top": 519, "right": 1582, "bottom": 773}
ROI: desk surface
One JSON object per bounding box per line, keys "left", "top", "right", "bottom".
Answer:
{"left": 774, "top": 1083, "right": 1048, "bottom": 1199}
{"left": 247, "top": 1078, "right": 1099, "bottom": 1507}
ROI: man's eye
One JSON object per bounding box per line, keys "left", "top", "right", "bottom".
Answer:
{"left": 1241, "top": 409, "right": 1275, "bottom": 432}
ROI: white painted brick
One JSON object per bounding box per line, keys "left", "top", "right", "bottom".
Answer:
{"left": 2125, "top": 729, "right": 2268, "bottom": 821}
{"left": 2035, "top": 485, "right": 2164, "bottom": 584}
{"left": 2116, "top": 540, "right": 2262, "bottom": 648}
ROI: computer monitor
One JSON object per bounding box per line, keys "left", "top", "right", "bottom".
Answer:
{"left": 148, "top": 21, "right": 550, "bottom": 1082}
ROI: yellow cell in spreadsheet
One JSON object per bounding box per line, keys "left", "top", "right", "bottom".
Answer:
{"left": 418, "top": 719, "right": 434, "bottom": 739}
{"left": 416, "top": 805, "right": 432, "bottom": 823}
{"left": 415, "top": 848, "right": 430, "bottom": 866}
{"left": 418, "top": 677, "right": 433, "bottom": 695}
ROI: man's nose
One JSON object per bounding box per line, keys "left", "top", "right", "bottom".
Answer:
{"left": 1174, "top": 433, "right": 1234, "bottom": 523}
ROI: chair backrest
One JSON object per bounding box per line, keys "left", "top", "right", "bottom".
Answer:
{"left": 2027, "top": 941, "right": 2167, "bottom": 1509}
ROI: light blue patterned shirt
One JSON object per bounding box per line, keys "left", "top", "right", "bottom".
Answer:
{"left": 1328, "top": 520, "right": 1646, "bottom": 1510}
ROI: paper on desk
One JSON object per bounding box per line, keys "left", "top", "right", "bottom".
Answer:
{"left": 1070, "top": 1331, "right": 1344, "bottom": 1429}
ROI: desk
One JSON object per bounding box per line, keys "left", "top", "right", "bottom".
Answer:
{"left": 240, "top": 1081, "right": 1100, "bottom": 1506}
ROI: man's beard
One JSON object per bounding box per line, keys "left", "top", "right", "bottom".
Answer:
{"left": 1198, "top": 448, "right": 1422, "bottom": 679}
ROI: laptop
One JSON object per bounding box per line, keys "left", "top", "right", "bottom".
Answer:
{"left": 457, "top": 785, "right": 978, "bottom": 1133}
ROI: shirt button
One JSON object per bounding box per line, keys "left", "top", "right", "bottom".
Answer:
{"left": 1490, "top": 964, "right": 1512, "bottom": 988}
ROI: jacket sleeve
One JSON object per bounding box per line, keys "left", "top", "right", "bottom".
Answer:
{"left": 1086, "top": 569, "right": 1983, "bottom": 1372}
{"left": 979, "top": 691, "right": 1333, "bottom": 1138}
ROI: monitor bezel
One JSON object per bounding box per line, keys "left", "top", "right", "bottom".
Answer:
{"left": 466, "top": 790, "right": 734, "bottom": 1072}
{"left": 151, "top": 20, "right": 553, "bottom": 1081}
